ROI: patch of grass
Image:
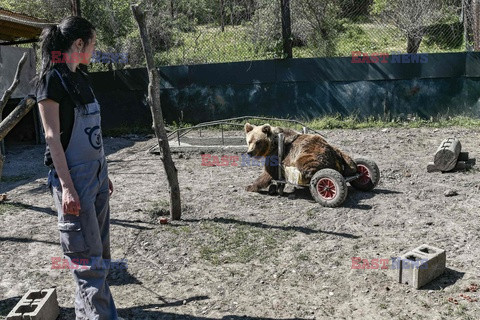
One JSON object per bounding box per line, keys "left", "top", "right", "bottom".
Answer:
{"left": 165, "top": 225, "right": 192, "bottom": 235}
{"left": 198, "top": 221, "right": 292, "bottom": 265}
{"left": 0, "top": 174, "right": 33, "bottom": 183}
{"left": 145, "top": 199, "right": 170, "bottom": 218}
{"left": 305, "top": 208, "right": 317, "bottom": 219}
{"left": 168, "top": 115, "right": 480, "bottom": 133}
{"left": 305, "top": 114, "right": 480, "bottom": 130}
{"left": 453, "top": 303, "right": 468, "bottom": 316}
{"left": 169, "top": 121, "right": 193, "bottom": 130}
{"left": 297, "top": 253, "right": 310, "bottom": 261}
{"left": 0, "top": 203, "right": 21, "bottom": 215}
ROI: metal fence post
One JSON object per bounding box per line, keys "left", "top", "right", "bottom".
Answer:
{"left": 278, "top": 133, "right": 284, "bottom": 180}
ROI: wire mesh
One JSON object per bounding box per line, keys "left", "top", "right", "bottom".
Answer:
{"left": 1, "top": 0, "right": 478, "bottom": 68}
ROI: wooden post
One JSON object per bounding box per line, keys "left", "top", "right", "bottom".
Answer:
{"left": 170, "top": 0, "right": 175, "bottom": 19}
{"left": 280, "top": 0, "right": 293, "bottom": 58}
{"left": 131, "top": 3, "right": 182, "bottom": 220}
{"left": 427, "top": 138, "right": 463, "bottom": 172}
{"left": 474, "top": 0, "right": 480, "bottom": 51}
{"left": 230, "top": 0, "right": 235, "bottom": 26}
{"left": 220, "top": 0, "right": 225, "bottom": 32}
{"left": 433, "top": 138, "right": 462, "bottom": 172}
{"left": 71, "top": 0, "right": 81, "bottom": 16}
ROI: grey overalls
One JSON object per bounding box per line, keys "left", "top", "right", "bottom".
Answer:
{"left": 47, "top": 68, "right": 119, "bottom": 320}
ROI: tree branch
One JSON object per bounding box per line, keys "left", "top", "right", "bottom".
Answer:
{"left": 0, "top": 96, "right": 36, "bottom": 141}
{"left": 0, "top": 52, "right": 28, "bottom": 117}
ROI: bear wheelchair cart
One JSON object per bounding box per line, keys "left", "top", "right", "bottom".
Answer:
{"left": 269, "top": 132, "right": 380, "bottom": 207}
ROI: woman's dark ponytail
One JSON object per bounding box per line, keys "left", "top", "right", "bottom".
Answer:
{"left": 36, "top": 16, "right": 95, "bottom": 89}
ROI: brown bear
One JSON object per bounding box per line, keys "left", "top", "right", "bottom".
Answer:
{"left": 244, "top": 123, "right": 357, "bottom": 192}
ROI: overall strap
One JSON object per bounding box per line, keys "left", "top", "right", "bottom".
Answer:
{"left": 53, "top": 68, "right": 96, "bottom": 107}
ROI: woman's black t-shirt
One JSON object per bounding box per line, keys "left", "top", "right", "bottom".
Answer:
{"left": 36, "top": 64, "right": 95, "bottom": 167}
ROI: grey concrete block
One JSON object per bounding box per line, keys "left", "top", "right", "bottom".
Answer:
{"left": 6, "top": 288, "right": 59, "bottom": 320}
{"left": 5, "top": 301, "right": 34, "bottom": 320}
{"left": 396, "top": 244, "right": 446, "bottom": 289}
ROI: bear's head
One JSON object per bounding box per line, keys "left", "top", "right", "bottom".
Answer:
{"left": 244, "top": 123, "right": 273, "bottom": 157}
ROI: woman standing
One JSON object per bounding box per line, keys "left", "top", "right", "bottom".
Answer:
{"left": 36, "top": 16, "right": 121, "bottom": 320}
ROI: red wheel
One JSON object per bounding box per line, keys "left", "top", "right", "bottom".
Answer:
{"left": 350, "top": 158, "right": 380, "bottom": 191}
{"left": 317, "top": 178, "right": 337, "bottom": 200}
{"left": 310, "top": 169, "right": 347, "bottom": 207}
{"left": 357, "top": 164, "right": 371, "bottom": 185}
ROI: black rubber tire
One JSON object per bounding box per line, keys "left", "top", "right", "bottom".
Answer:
{"left": 350, "top": 158, "right": 380, "bottom": 191}
{"left": 309, "top": 169, "right": 348, "bottom": 207}
{"left": 268, "top": 184, "right": 277, "bottom": 195}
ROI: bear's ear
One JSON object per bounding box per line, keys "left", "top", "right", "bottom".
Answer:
{"left": 262, "top": 124, "right": 272, "bottom": 135}
{"left": 245, "top": 122, "right": 254, "bottom": 133}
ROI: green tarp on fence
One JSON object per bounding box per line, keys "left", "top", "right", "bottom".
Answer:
{"left": 89, "top": 52, "right": 480, "bottom": 129}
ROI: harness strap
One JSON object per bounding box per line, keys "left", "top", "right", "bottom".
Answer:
{"left": 53, "top": 68, "right": 96, "bottom": 108}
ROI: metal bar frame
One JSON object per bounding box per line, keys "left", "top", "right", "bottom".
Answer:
{"left": 166, "top": 116, "right": 325, "bottom": 142}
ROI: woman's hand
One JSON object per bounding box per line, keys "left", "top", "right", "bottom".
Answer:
{"left": 62, "top": 186, "right": 81, "bottom": 216}
{"left": 108, "top": 178, "right": 114, "bottom": 196}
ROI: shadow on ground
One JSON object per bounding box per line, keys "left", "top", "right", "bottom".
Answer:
{"left": 181, "top": 217, "right": 359, "bottom": 239}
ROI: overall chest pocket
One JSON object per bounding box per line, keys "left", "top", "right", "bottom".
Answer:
{"left": 82, "top": 101, "right": 100, "bottom": 116}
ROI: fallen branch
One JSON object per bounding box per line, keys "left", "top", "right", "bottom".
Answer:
{"left": 0, "top": 96, "right": 36, "bottom": 141}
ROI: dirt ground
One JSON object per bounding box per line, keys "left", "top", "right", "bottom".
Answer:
{"left": 1, "top": 127, "right": 479, "bottom": 320}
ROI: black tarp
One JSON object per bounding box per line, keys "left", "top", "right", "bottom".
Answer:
{"left": 89, "top": 52, "right": 480, "bottom": 129}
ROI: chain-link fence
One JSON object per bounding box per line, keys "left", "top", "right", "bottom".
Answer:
{"left": 2, "top": 0, "right": 479, "bottom": 68}
{"left": 138, "top": 0, "right": 476, "bottom": 66}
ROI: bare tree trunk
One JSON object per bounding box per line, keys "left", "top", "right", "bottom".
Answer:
{"left": 71, "top": 0, "right": 81, "bottom": 16}
{"left": 170, "top": 0, "right": 175, "bottom": 19}
{"left": 230, "top": 0, "right": 235, "bottom": 26}
{"left": 280, "top": 0, "right": 293, "bottom": 58}
{"left": 407, "top": 34, "right": 422, "bottom": 53}
{"left": 473, "top": 0, "right": 480, "bottom": 50}
{"left": 131, "top": 3, "right": 182, "bottom": 221}
{"left": 464, "top": 0, "right": 473, "bottom": 50}
{"left": 220, "top": 0, "right": 225, "bottom": 32}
